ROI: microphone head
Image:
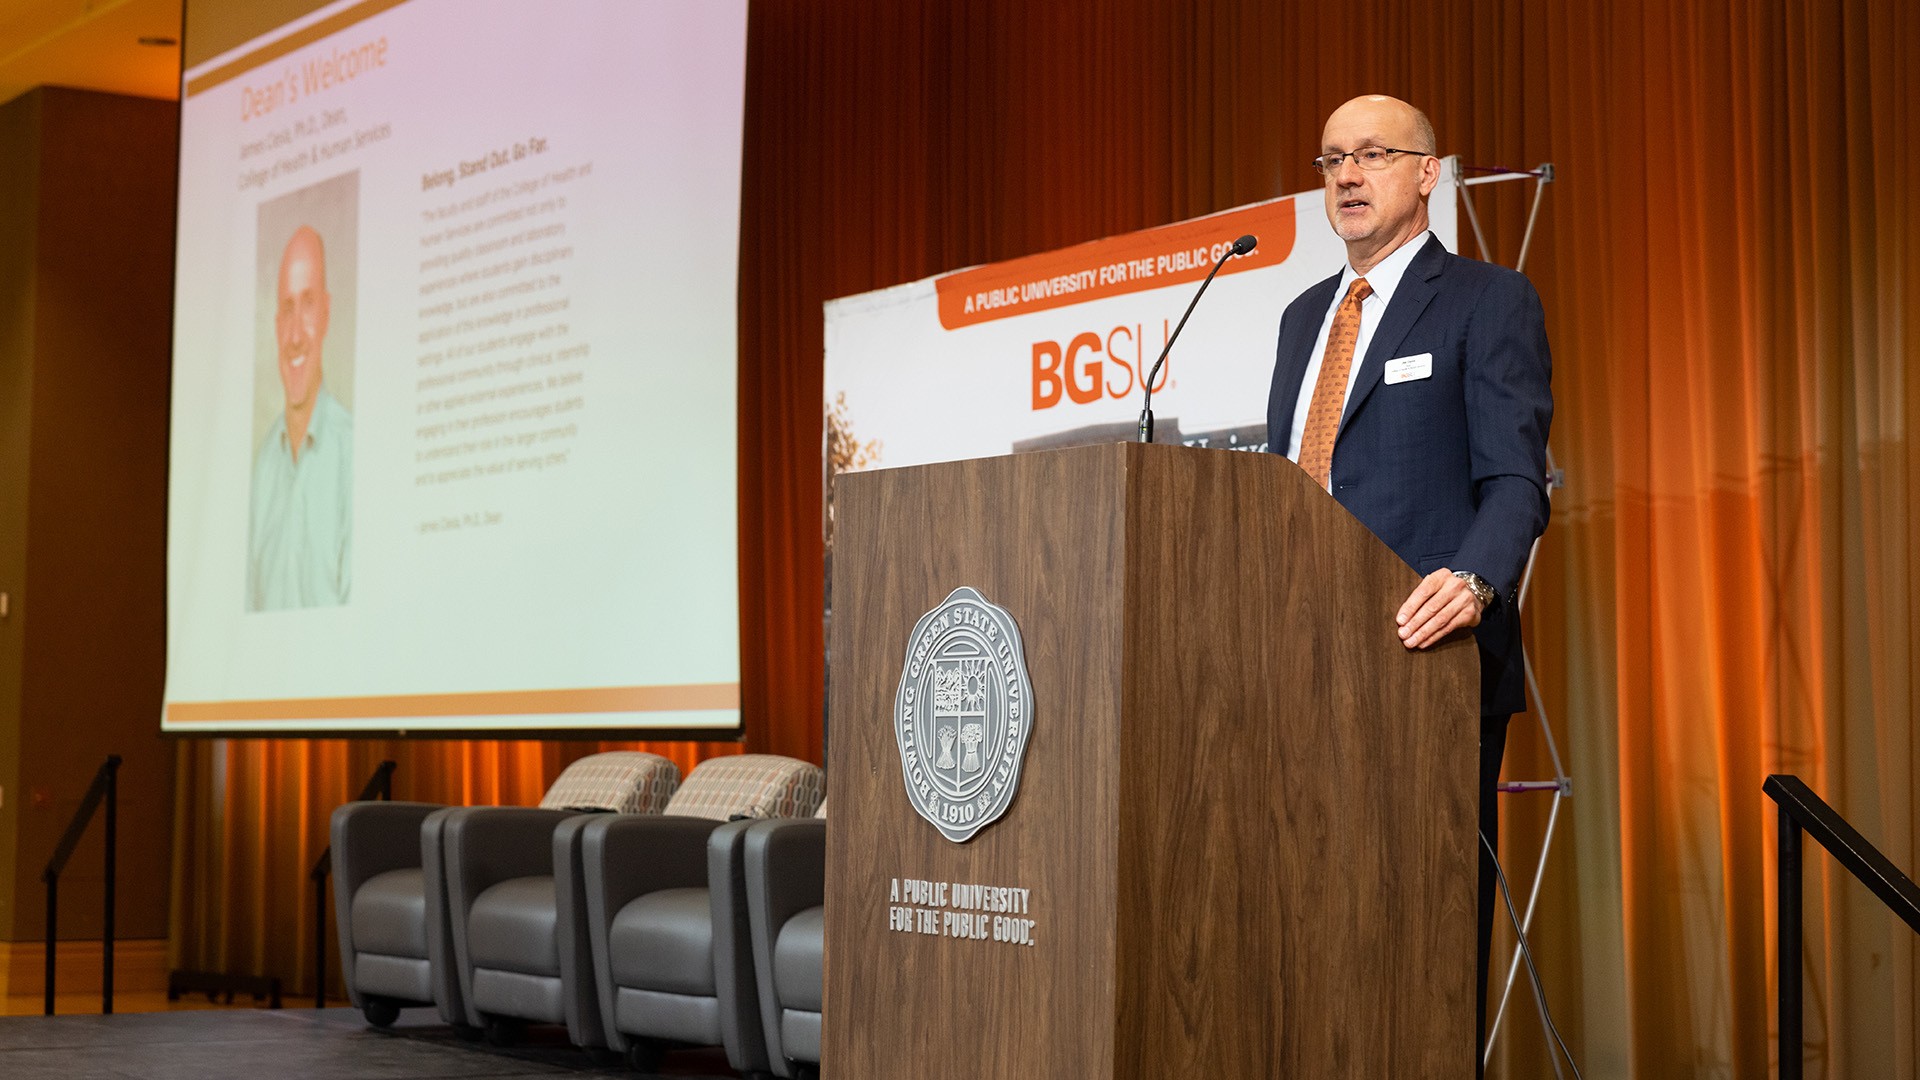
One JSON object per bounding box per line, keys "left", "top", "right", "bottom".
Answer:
{"left": 1232, "top": 234, "right": 1258, "bottom": 256}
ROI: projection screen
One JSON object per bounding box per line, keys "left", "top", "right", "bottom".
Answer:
{"left": 164, "top": 0, "right": 747, "bottom": 734}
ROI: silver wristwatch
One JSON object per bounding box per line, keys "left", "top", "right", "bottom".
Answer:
{"left": 1453, "top": 570, "right": 1496, "bottom": 609}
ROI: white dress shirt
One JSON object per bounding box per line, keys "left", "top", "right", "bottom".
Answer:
{"left": 1283, "top": 230, "right": 1433, "bottom": 462}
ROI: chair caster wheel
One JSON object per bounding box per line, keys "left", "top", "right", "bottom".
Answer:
{"left": 361, "top": 1000, "right": 400, "bottom": 1028}
{"left": 451, "top": 1022, "right": 483, "bottom": 1042}
{"left": 625, "top": 1038, "right": 666, "bottom": 1070}
{"left": 483, "top": 1017, "right": 524, "bottom": 1046}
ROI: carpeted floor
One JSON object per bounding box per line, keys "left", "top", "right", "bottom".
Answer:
{"left": 0, "top": 1005, "right": 740, "bottom": 1080}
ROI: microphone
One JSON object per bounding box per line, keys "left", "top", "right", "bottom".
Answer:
{"left": 1136, "top": 234, "right": 1258, "bottom": 444}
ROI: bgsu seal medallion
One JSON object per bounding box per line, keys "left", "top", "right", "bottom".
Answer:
{"left": 894, "top": 587, "right": 1035, "bottom": 843}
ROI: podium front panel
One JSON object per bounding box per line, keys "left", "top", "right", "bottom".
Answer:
{"left": 826, "top": 446, "right": 1129, "bottom": 1079}
{"left": 824, "top": 443, "right": 1477, "bottom": 1080}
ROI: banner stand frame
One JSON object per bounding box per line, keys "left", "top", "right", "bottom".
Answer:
{"left": 1457, "top": 159, "right": 1575, "bottom": 1079}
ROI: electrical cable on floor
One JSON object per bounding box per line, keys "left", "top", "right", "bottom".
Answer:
{"left": 1483, "top": 831, "right": 1584, "bottom": 1080}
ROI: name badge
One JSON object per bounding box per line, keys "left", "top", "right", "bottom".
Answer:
{"left": 1384, "top": 352, "right": 1433, "bottom": 385}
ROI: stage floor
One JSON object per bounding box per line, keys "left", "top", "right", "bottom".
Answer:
{"left": 0, "top": 1006, "right": 739, "bottom": 1079}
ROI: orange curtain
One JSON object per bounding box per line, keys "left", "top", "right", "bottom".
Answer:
{"left": 1512, "top": 0, "right": 1920, "bottom": 1075}
{"left": 173, "top": 0, "right": 1919, "bottom": 1073}
{"left": 166, "top": 737, "right": 739, "bottom": 995}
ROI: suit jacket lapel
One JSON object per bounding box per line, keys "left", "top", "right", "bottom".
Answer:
{"left": 1339, "top": 235, "right": 1448, "bottom": 434}
{"left": 1275, "top": 271, "right": 1342, "bottom": 414}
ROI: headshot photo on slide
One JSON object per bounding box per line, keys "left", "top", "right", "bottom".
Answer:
{"left": 247, "top": 169, "right": 359, "bottom": 613}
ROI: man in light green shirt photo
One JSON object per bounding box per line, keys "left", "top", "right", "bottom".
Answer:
{"left": 248, "top": 225, "right": 352, "bottom": 611}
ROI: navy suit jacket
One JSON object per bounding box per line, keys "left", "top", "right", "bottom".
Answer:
{"left": 1267, "top": 235, "right": 1553, "bottom": 717}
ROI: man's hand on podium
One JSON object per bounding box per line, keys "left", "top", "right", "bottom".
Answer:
{"left": 1395, "top": 567, "right": 1490, "bottom": 649}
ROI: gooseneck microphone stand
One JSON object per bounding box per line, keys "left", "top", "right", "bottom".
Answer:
{"left": 1136, "top": 233, "right": 1258, "bottom": 444}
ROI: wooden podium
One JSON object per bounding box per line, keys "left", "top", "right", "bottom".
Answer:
{"left": 824, "top": 442, "right": 1479, "bottom": 1079}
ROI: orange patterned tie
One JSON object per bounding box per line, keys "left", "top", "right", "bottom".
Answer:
{"left": 1297, "top": 277, "right": 1372, "bottom": 489}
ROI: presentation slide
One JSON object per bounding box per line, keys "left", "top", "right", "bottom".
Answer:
{"left": 164, "top": 0, "right": 746, "bottom": 734}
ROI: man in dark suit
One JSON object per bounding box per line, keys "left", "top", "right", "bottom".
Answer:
{"left": 1266, "top": 95, "right": 1552, "bottom": 1074}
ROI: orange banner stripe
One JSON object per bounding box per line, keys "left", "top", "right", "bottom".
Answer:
{"left": 185, "top": 0, "right": 412, "bottom": 99}
{"left": 933, "top": 197, "right": 1298, "bottom": 330}
{"left": 165, "top": 683, "right": 742, "bottom": 723}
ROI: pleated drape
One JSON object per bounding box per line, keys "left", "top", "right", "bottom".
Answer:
{"left": 172, "top": 1, "right": 1918, "bottom": 1073}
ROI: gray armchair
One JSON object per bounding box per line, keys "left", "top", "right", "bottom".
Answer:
{"left": 436, "top": 750, "right": 683, "bottom": 1046}
{"left": 330, "top": 750, "right": 678, "bottom": 1034}
{"left": 743, "top": 815, "right": 827, "bottom": 1080}
{"left": 442, "top": 808, "right": 602, "bottom": 1045}
{"left": 329, "top": 801, "right": 463, "bottom": 1029}
{"left": 577, "top": 755, "right": 825, "bottom": 1072}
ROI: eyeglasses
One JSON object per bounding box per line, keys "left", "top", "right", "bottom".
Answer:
{"left": 1312, "top": 146, "right": 1426, "bottom": 175}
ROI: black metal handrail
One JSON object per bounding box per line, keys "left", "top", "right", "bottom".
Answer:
{"left": 42, "top": 754, "right": 122, "bottom": 1016}
{"left": 1765, "top": 773, "right": 1920, "bottom": 1079}
{"left": 310, "top": 760, "right": 397, "bottom": 1008}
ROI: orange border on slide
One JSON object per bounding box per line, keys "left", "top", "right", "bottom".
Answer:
{"left": 165, "top": 683, "right": 741, "bottom": 724}
{"left": 185, "top": 0, "right": 412, "bottom": 99}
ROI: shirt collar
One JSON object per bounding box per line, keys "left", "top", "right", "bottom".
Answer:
{"left": 279, "top": 387, "right": 338, "bottom": 452}
{"left": 1338, "top": 229, "right": 1432, "bottom": 307}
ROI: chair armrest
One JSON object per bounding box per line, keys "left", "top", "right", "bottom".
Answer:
{"left": 743, "top": 818, "right": 826, "bottom": 1077}
{"left": 552, "top": 813, "right": 606, "bottom": 1048}
{"left": 329, "top": 800, "right": 443, "bottom": 1010}
{"left": 578, "top": 814, "right": 726, "bottom": 1051}
{"left": 707, "top": 818, "right": 768, "bottom": 1073}
{"left": 419, "top": 806, "right": 464, "bottom": 1024}
{"left": 441, "top": 805, "right": 582, "bottom": 1027}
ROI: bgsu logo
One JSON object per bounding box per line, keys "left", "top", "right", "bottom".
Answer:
{"left": 1031, "top": 321, "right": 1171, "bottom": 410}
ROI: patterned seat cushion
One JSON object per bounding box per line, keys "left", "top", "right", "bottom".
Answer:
{"left": 539, "top": 751, "right": 681, "bottom": 814}
{"left": 663, "top": 754, "right": 825, "bottom": 821}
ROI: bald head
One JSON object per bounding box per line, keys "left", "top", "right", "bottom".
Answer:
{"left": 280, "top": 225, "right": 328, "bottom": 292}
{"left": 1323, "top": 95, "right": 1436, "bottom": 156}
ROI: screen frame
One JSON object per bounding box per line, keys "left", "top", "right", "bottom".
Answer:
{"left": 165, "top": 0, "right": 752, "bottom": 741}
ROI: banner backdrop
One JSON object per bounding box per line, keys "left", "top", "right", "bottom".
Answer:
{"left": 824, "top": 162, "right": 1457, "bottom": 472}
